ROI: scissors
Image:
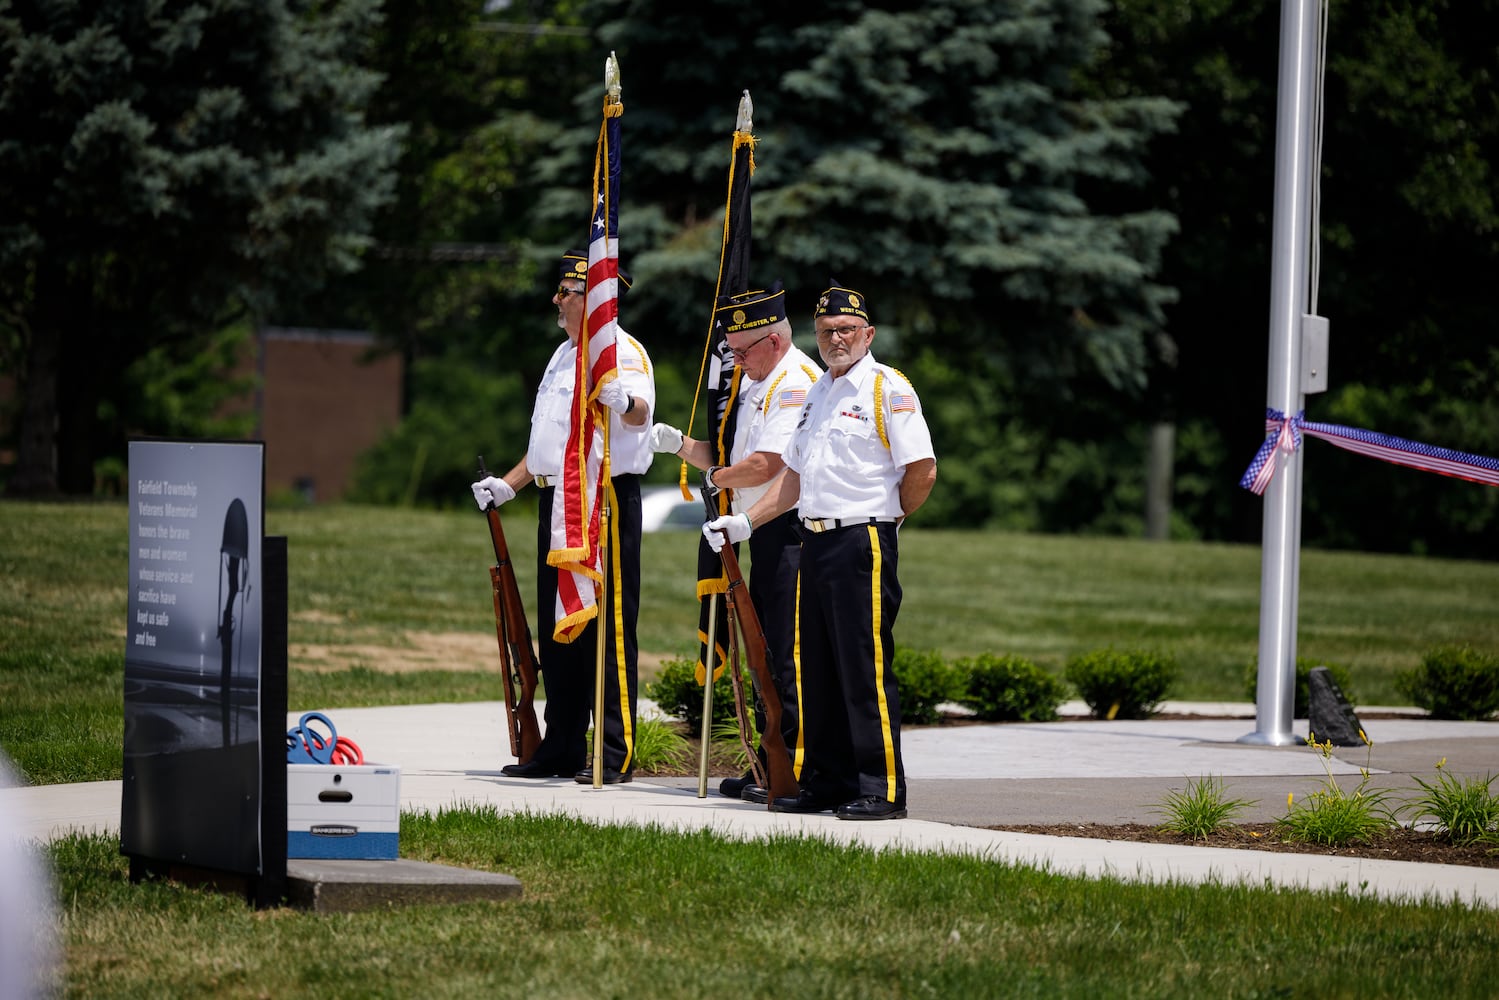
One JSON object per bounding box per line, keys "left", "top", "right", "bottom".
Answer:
{"left": 286, "top": 711, "right": 337, "bottom": 764}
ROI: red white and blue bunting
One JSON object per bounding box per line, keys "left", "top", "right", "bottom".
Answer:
{"left": 1240, "top": 408, "right": 1499, "bottom": 496}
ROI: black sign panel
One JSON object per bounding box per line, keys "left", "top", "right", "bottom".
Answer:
{"left": 121, "top": 440, "right": 265, "bottom": 874}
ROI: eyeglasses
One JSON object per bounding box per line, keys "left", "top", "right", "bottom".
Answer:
{"left": 816, "top": 323, "right": 868, "bottom": 340}
{"left": 728, "top": 330, "right": 773, "bottom": 361}
{"left": 555, "top": 285, "right": 584, "bottom": 300}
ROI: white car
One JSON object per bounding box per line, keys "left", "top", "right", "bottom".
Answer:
{"left": 639, "top": 484, "right": 705, "bottom": 532}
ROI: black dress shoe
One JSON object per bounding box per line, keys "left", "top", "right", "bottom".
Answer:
{"left": 740, "top": 785, "right": 768, "bottom": 804}
{"left": 718, "top": 770, "right": 757, "bottom": 799}
{"left": 769, "top": 790, "right": 839, "bottom": 814}
{"left": 500, "top": 759, "right": 573, "bottom": 779}
{"left": 836, "top": 795, "right": 907, "bottom": 821}
{"left": 574, "top": 766, "right": 632, "bottom": 785}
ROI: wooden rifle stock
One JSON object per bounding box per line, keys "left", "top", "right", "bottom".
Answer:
{"left": 702, "top": 473, "right": 799, "bottom": 803}
{"left": 478, "top": 457, "right": 542, "bottom": 764}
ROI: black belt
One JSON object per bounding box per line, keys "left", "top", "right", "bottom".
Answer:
{"left": 801, "top": 516, "right": 898, "bottom": 533}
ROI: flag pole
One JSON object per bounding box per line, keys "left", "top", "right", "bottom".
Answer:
{"left": 593, "top": 501, "right": 608, "bottom": 787}
{"left": 590, "top": 52, "right": 623, "bottom": 788}
{"left": 1241, "top": 0, "right": 1325, "bottom": 746}
{"left": 695, "top": 593, "right": 719, "bottom": 797}
{"left": 690, "top": 90, "right": 757, "bottom": 794}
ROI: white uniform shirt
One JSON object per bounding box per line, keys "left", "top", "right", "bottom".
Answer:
{"left": 729, "top": 345, "right": 821, "bottom": 514}
{"left": 783, "top": 351, "right": 934, "bottom": 520}
{"left": 527, "top": 330, "right": 656, "bottom": 477}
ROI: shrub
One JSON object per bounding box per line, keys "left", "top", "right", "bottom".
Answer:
{"left": 1064, "top": 648, "right": 1177, "bottom": 720}
{"left": 1240, "top": 657, "right": 1359, "bottom": 716}
{"left": 1396, "top": 645, "right": 1499, "bottom": 720}
{"left": 955, "top": 653, "right": 1068, "bottom": 722}
{"left": 644, "top": 655, "right": 743, "bottom": 732}
{"left": 892, "top": 648, "right": 961, "bottom": 726}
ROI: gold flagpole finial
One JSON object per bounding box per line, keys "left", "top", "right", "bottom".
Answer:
{"left": 606, "top": 51, "right": 621, "bottom": 102}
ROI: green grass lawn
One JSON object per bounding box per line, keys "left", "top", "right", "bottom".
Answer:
{"left": 45, "top": 808, "right": 1499, "bottom": 997}
{"left": 5, "top": 499, "right": 1499, "bottom": 785}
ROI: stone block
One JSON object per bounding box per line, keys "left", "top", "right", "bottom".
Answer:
{"left": 285, "top": 858, "right": 522, "bottom": 913}
{"left": 1307, "top": 665, "right": 1365, "bottom": 747}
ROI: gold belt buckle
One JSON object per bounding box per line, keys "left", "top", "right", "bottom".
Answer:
{"left": 534, "top": 475, "right": 551, "bottom": 489}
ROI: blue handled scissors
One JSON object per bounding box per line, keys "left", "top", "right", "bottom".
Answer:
{"left": 286, "top": 711, "right": 337, "bottom": 764}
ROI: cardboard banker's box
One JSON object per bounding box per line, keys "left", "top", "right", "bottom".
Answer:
{"left": 287, "top": 763, "right": 400, "bottom": 859}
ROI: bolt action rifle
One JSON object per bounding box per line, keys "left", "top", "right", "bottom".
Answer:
{"left": 701, "top": 471, "right": 799, "bottom": 803}
{"left": 478, "top": 456, "right": 542, "bottom": 764}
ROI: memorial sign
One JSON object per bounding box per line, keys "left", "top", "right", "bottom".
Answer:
{"left": 121, "top": 440, "right": 266, "bottom": 876}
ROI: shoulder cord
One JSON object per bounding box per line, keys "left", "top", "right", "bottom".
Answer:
{"left": 871, "top": 365, "right": 913, "bottom": 450}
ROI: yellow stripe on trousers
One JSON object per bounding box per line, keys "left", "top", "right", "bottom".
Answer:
{"left": 606, "top": 478, "right": 633, "bottom": 771}
{"left": 867, "top": 524, "right": 896, "bottom": 800}
{"left": 791, "top": 569, "right": 807, "bottom": 779}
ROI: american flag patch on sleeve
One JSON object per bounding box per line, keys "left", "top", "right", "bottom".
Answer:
{"left": 778, "top": 388, "right": 806, "bottom": 409}
{"left": 890, "top": 392, "right": 916, "bottom": 413}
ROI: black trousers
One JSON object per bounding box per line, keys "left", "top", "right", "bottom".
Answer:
{"left": 532, "top": 475, "right": 641, "bottom": 773}
{"left": 745, "top": 509, "right": 801, "bottom": 761}
{"left": 795, "top": 520, "right": 905, "bottom": 805}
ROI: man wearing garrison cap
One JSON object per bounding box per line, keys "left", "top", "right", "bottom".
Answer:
{"left": 470, "top": 249, "right": 655, "bottom": 785}
{"left": 649, "top": 281, "right": 822, "bottom": 800}
{"left": 704, "top": 281, "right": 937, "bottom": 820}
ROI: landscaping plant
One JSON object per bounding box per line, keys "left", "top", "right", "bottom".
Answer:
{"left": 892, "top": 647, "right": 961, "bottom": 725}
{"left": 1403, "top": 760, "right": 1499, "bottom": 846}
{"left": 1064, "top": 648, "right": 1177, "bottom": 720}
{"left": 956, "top": 653, "right": 1068, "bottom": 722}
{"left": 1276, "top": 731, "right": 1397, "bottom": 847}
{"left": 1241, "top": 657, "right": 1358, "bottom": 716}
{"left": 1154, "top": 775, "right": 1257, "bottom": 840}
{"left": 1396, "top": 645, "right": 1499, "bottom": 720}
{"left": 643, "top": 655, "right": 741, "bottom": 733}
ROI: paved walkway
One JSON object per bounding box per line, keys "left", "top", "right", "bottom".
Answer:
{"left": 7, "top": 701, "right": 1499, "bottom": 909}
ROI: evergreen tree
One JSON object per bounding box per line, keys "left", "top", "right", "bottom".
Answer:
{"left": 339, "top": 0, "right": 1183, "bottom": 513}
{"left": 582, "top": 0, "right": 1178, "bottom": 396}
{"left": 0, "top": 0, "right": 401, "bottom": 495}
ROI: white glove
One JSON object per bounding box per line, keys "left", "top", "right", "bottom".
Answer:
{"left": 597, "top": 378, "right": 631, "bottom": 415}
{"left": 471, "top": 476, "right": 515, "bottom": 511}
{"left": 702, "top": 513, "right": 751, "bottom": 552}
{"left": 649, "top": 423, "right": 684, "bottom": 455}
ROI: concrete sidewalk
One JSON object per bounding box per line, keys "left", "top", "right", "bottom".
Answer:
{"left": 7, "top": 701, "right": 1499, "bottom": 909}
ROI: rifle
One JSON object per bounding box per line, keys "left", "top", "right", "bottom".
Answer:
{"left": 478, "top": 456, "right": 542, "bottom": 764}
{"left": 700, "top": 471, "right": 799, "bottom": 803}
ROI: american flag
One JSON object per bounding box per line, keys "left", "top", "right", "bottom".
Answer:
{"left": 549, "top": 79, "right": 624, "bottom": 643}
{"left": 890, "top": 392, "right": 916, "bottom": 414}
{"left": 1241, "top": 408, "right": 1499, "bottom": 495}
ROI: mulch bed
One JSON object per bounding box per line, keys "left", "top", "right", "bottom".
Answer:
{"left": 983, "top": 822, "right": 1499, "bottom": 868}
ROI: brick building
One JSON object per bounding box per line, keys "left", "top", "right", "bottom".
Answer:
{"left": 249, "top": 327, "right": 403, "bottom": 502}
{"left": 0, "top": 328, "right": 401, "bottom": 500}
